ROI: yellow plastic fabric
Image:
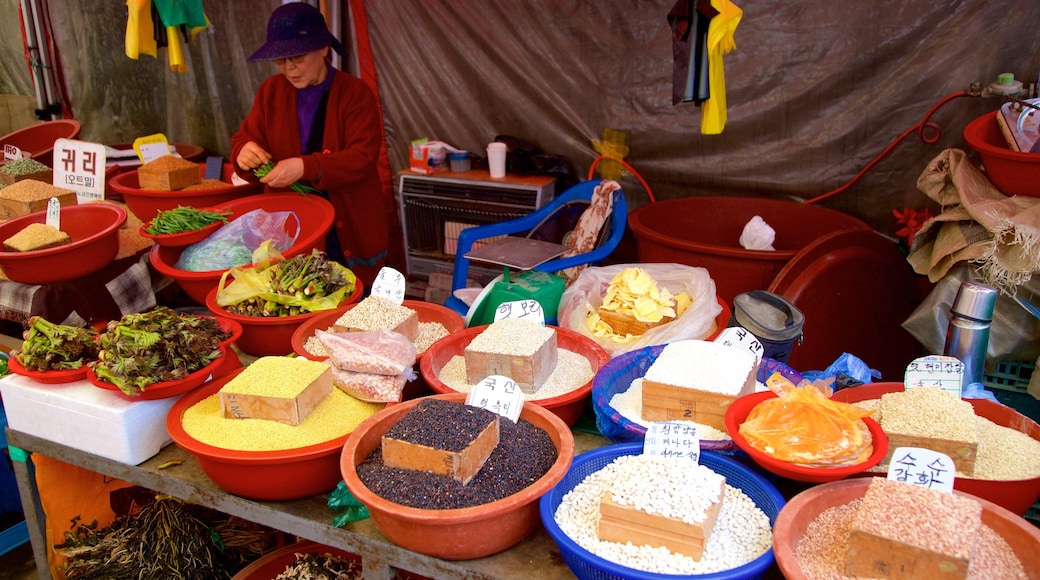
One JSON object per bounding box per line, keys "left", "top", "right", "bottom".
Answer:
{"left": 124, "top": 0, "right": 157, "bottom": 59}
{"left": 701, "top": 0, "right": 742, "bottom": 135}
{"left": 738, "top": 377, "right": 875, "bottom": 467}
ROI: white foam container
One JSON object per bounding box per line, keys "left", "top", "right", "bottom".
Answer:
{"left": 0, "top": 374, "right": 180, "bottom": 465}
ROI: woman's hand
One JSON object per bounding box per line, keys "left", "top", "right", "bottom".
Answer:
{"left": 236, "top": 141, "right": 271, "bottom": 171}
{"left": 258, "top": 157, "right": 305, "bottom": 189}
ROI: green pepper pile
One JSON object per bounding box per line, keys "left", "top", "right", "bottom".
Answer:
{"left": 144, "top": 206, "right": 230, "bottom": 235}
{"left": 15, "top": 316, "right": 100, "bottom": 371}
{"left": 89, "top": 307, "right": 227, "bottom": 396}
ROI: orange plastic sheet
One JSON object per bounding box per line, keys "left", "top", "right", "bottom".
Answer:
{"left": 738, "top": 374, "right": 874, "bottom": 467}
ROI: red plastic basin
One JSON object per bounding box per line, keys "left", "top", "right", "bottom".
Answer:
{"left": 963, "top": 111, "right": 1040, "bottom": 197}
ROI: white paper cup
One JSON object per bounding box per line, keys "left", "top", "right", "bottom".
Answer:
{"left": 487, "top": 142, "right": 507, "bottom": 178}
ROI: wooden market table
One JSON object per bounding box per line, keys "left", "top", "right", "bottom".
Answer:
{"left": 6, "top": 411, "right": 608, "bottom": 580}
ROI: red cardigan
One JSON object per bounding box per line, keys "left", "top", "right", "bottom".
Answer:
{"left": 231, "top": 69, "right": 391, "bottom": 287}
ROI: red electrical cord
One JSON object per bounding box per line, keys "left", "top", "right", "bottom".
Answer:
{"left": 587, "top": 155, "right": 658, "bottom": 204}
{"left": 802, "top": 90, "right": 972, "bottom": 205}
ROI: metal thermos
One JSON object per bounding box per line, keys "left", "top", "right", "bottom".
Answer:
{"left": 943, "top": 281, "right": 998, "bottom": 388}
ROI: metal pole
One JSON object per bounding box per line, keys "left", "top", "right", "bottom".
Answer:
{"left": 18, "top": 0, "right": 48, "bottom": 119}
{"left": 28, "top": 0, "right": 61, "bottom": 118}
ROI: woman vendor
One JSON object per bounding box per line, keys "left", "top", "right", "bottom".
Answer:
{"left": 231, "top": 2, "right": 392, "bottom": 288}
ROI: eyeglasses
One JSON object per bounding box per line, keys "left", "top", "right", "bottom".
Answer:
{"left": 273, "top": 54, "right": 307, "bottom": 66}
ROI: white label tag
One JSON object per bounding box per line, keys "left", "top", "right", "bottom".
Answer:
{"left": 45, "top": 198, "right": 61, "bottom": 230}
{"left": 887, "top": 446, "right": 955, "bottom": 493}
{"left": 3, "top": 144, "right": 24, "bottom": 161}
{"left": 904, "top": 355, "right": 963, "bottom": 398}
{"left": 643, "top": 422, "right": 701, "bottom": 463}
{"left": 493, "top": 299, "right": 545, "bottom": 325}
{"left": 52, "top": 138, "right": 107, "bottom": 202}
{"left": 713, "top": 326, "right": 764, "bottom": 361}
{"left": 369, "top": 266, "right": 406, "bottom": 304}
{"left": 465, "top": 374, "right": 523, "bottom": 423}
{"left": 132, "top": 133, "right": 171, "bottom": 163}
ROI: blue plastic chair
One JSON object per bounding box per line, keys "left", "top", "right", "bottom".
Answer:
{"left": 443, "top": 178, "right": 628, "bottom": 318}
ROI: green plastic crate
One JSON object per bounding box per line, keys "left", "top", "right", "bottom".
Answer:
{"left": 983, "top": 359, "right": 1034, "bottom": 393}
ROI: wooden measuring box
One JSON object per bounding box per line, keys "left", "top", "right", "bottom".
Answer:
{"left": 598, "top": 477, "right": 725, "bottom": 561}
{"left": 641, "top": 340, "right": 758, "bottom": 431}
{"left": 219, "top": 357, "right": 333, "bottom": 426}
{"left": 464, "top": 319, "right": 558, "bottom": 394}
{"left": 382, "top": 413, "right": 499, "bottom": 485}
{"left": 845, "top": 478, "right": 981, "bottom": 579}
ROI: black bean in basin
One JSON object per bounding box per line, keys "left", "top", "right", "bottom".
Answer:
{"left": 358, "top": 401, "right": 558, "bottom": 510}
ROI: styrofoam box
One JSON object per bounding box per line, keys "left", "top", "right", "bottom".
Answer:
{"left": 0, "top": 374, "right": 181, "bottom": 465}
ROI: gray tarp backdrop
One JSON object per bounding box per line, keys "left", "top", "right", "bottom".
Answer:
{"left": 2, "top": 0, "right": 1039, "bottom": 235}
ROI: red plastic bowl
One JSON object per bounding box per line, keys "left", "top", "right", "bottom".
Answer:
{"left": 291, "top": 299, "right": 466, "bottom": 362}
{"left": 7, "top": 356, "right": 88, "bottom": 384}
{"left": 419, "top": 324, "right": 609, "bottom": 426}
{"left": 205, "top": 282, "right": 363, "bottom": 357}
{"left": 963, "top": 111, "right": 1040, "bottom": 198}
{"left": 340, "top": 392, "right": 575, "bottom": 560}
{"left": 832, "top": 382, "right": 1040, "bottom": 516}
{"left": 772, "top": 477, "right": 1040, "bottom": 580}
{"left": 231, "top": 541, "right": 362, "bottom": 580}
{"left": 109, "top": 162, "right": 261, "bottom": 222}
{"left": 149, "top": 193, "right": 336, "bottom": 304}
{"left": 86, "top": 345, "right": 226, "bottom": 400}
{"left": 0, "top": 119, "right": 80, "bottom": 164}
{"left": 167, "top": 368, "right": 365, "bottom": 501}
{"left": 0, "top": 203, "right": 126, "bottom": 284}
{"left": 725, "top": 390, "right": 888, "bottom": 483}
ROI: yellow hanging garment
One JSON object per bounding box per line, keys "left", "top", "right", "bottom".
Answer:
{"left": 700, "top": 0, "right": 742, "bottom": 135}
{"left": 124, "top": 0, "right": 157, "bottom": 59}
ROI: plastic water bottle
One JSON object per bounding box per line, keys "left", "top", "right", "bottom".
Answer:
{"left": 943, "top": 281, "right": 998, "bottom": 389}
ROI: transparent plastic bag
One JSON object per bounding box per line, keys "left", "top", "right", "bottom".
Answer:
{"left": 174, "top": 208, "right": 300, "bottom": 271}
{"left": 330, "top": 365, "right": 415, "bottom": 403}
{"left": 318, "top": 329, "right": 416, "bottom": 375}
{"left": 558, "top": 263, "right": 721, "bottom": 358}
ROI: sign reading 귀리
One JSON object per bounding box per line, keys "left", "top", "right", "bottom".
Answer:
{"left": 52, "top": 138, "right": 106, "bottom": 202}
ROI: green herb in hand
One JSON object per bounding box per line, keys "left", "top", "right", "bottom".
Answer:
{"left": 145, "top": 206, "right": 230, "bottom": 235}
{"left": 253, "top": 161, "right": 320, "bottom": 195}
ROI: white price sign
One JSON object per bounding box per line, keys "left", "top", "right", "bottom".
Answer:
{"left": 493, "top": 299, "right": 544, "bottom": 325}
{"left": 3, "top": 144, "right": 25, "bottom": 161}
{"left": 887, "top": 446, "right": 955, "bottom": 493}
{"left": 370, "top": 266, "right": 406, "bottom": 304}
{"left": 713, "top": 326, "right": 764, "bottom": 361}
{"left": 45, "top": 197, "right": 61, "bottom": 230}
{"left": 904, "top": 355, "right": 964, "bottom": 399}
{"left": 132, "top": 133, "right": 171, "bottom": 164}
{"left": 52, "top": 138, "right": 106, "bottom": 201}
{"left": 643, "top": 422, "right": 701, "bottom": 463}
{"left": 465, "top": 374, "right": 524, "bottom": 423}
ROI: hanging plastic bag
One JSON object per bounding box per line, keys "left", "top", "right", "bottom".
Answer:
{"left": 174, "top": 208, "right": 300, "bottom": 271}
{"left": 558, "top": 263, "right": 721, "bottom": 357}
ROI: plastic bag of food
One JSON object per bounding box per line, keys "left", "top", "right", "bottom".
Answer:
{"left": 558, "top": 263, "right": 721, "bottom": 357}
{"left": 318, "top": 329, "right": 416, "bottom": 375}
{"left": 738, "top": 374, "right": 875, "bottom": 467}
{"left": 329, "top": 364, "right": 415, "bottom": 403}
{"left": 174, "top": 208, "right": 300, "bottom": 271}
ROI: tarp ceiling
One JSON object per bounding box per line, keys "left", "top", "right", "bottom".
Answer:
{"left": 1, "top": 0, "right": 1038, "bottom": 236}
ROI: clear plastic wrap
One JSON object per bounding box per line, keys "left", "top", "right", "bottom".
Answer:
{"left": 318, "top": 329, "right": 416, "bottom": 375}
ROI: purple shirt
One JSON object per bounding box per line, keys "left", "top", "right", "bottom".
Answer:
{"left": 297, "top": 63, "right": 334, "bottom": 153}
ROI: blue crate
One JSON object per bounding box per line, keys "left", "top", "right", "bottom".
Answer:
{"left": 0, "top": 401, "right": 30, "bottom": 556}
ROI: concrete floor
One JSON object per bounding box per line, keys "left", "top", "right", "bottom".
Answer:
{"left": 0, "top": 540, "right": 37, "bottom": 580}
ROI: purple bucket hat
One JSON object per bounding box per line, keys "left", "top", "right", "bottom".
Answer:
{"left": 248, "top": 2, "right": 345, "bottom": 62}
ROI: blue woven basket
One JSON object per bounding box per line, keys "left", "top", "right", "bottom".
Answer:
{"left": 539, "top": 443, "right": 785, "bottom": 580}
{"left": 591, "top": 344, "right": 802, "bottom": 450}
